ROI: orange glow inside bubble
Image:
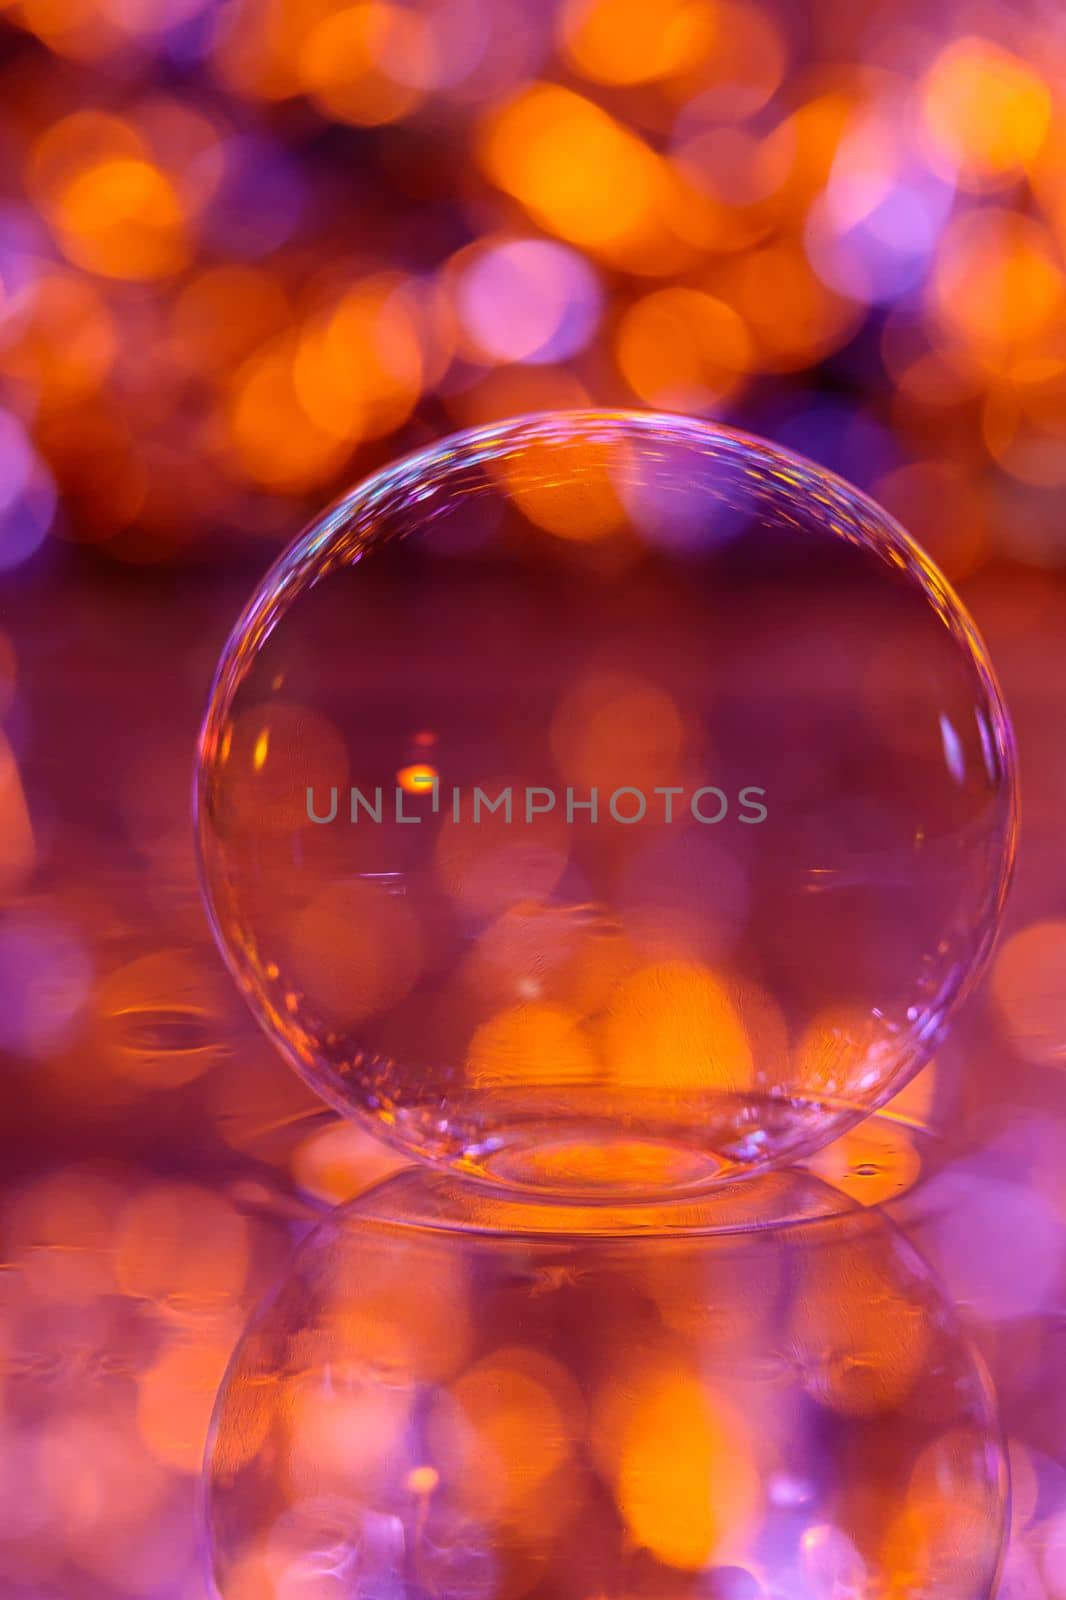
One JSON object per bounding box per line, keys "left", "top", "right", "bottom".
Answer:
{"left": 322, "top": 1245, "right": 471, "bottom": 1383}
{"left": 288, "top": 1370, "right": 415, "bottom": 1497}
{"left": 217, "top": 701, "right": 349, "bottom": 831}
{"left": 464, "top": 903, "right": 635, "bottom": 1017}
{"left": 466, "top": 1001, "right": 598, "bottom": 1088}
{"left": 439, "top": 1347, "right": 579, "bottom": 1527}
{"left": 207, "top": 1363, "right": 277, "bottom": 1481}
{"left": 605, "top": 960, "right": 754, "bottom": 1092}
{"left": 501, "top": 434, "right": 627, "bottom": 541}
{"left": 434, "top": 776, "right": 571, "bottom": 918}
{"left": 288, "top": 879, "right": 424, "bottom": 1024}
{"left": 550, "top": 670, "right": 685, "bottom": 792}
{"left": 794, "top": 1005, "right": 895, "bottom": 1100}
{"left": 601, "top": 1366, "right": 760, "bottom": 1568}
{"left": 882, "top": 1430, "right": 1004, "bottom": 1597}
{"left": 397, "top": 762, "right": 438, "bottom": 793}
{"left": 789, "top": 1231, "right": 931, "bottom": 1417}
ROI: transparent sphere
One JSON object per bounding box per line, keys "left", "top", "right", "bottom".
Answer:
{"left": 205, "top": 1170, "right": 1007, "bottom": 1600}
{"left": 196, "top": 412, "right": 1016, "bottom": 1196}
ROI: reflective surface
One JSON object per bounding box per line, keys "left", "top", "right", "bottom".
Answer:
{"left": 0, "top": 567, "right": 1061, "bottom": 1600}
{"left": 206, "top": 1168, "right": 1007, "bottom": 1600}
{"left": 197, "top": 413, "right": 1016, "bottom": 1196}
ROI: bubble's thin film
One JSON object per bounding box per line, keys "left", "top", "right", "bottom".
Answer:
{"left": 205, "top": 1169, "right": 1008, "bottom": 1600}
{"left": 196, "top": 411, "right": 1016, "bottom": 1199}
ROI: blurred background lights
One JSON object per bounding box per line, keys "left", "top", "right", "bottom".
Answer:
{"left": 0, "top": 408, "right": 56, "bottom": 569}
{"left": 456, "top": 238, "right": 602, "bottom": 365}
{"left": 0, "top": 1, "right": 1060, "bottom": 558}
{"left": 617, "top": 287, "right": 751, "bottom": 412}
{"left": 205, "top": 1175, "right": 1007, "bottom": 1598}
{"left": 806, "top": 104, "right": 956, "bottom": 306}
{"left": 922, "top": 36, "right": 1052, "bottom": 188}
{"left": 558, "top": 0, "right": 717, "bottom": 87}
{"left": 480, "top": 84, "right": 683, "bottom": 272}
{"left": 298, "top": 3, "right": 430, "bottom": 127}
{"left": 0, "top": 914, "right": 91, "bottom": 1057}
{"left": 992, "top": 919, "right": 1066, "bottom": 1066}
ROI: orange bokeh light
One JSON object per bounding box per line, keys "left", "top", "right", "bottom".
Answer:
{"left": 115, "top": 1182, "right": 249, "bottom": 1307}
{"left": 992, "top": 918, "right": 1066, "bottom": 1066}
{"left": 617, "top": 286, "right": 751, "bottom": 411}
{"left": 466, "top": 1001, "right": 597, "bottom": 1088}
{"left": 172, "top": 265, "right": 292, "bottom": 378}
{"left": 726, "top": 236, "right": 861, "bottom": 371}
{"left": 923, "top": 36, "right": 1051, "bottom": 187}
{"left": 137, "top": 1332, "right": 239, "bottom": 1472}
{"left": 480, "top": 84, "right": 685, "bottom": 272}
{"left": 293, "top": 275, "right": 425, "bottom": 444}
{"left": 299, "top": 3, "right": 427, "bottom": 127}
{"left": 226, "top": 335, "right": 352, "bottom": 490}
{"left": 501, "top": 433, "right": 627, "bottom": 541}
{"left": 559, "top": 0, "right": 717, "bottom": 87}
{"left": 932, "top": 209, "right": 1065, "bottom": 375}
{"left": 595, "top": 1363, "right": 760, "bottom": 1568}
{"left": 551, "top": 670, "right": 685, "bottom": 791}
{"left": 605, "top": 960, "right": 754, "bottom": 1092}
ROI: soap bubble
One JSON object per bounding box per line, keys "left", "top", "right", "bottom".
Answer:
{"left": 196, "top": 412, "right": 1016, "bottom": 1196}
{"left": 205, "top": 1169, "right": 1007, "bottom": 1599}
